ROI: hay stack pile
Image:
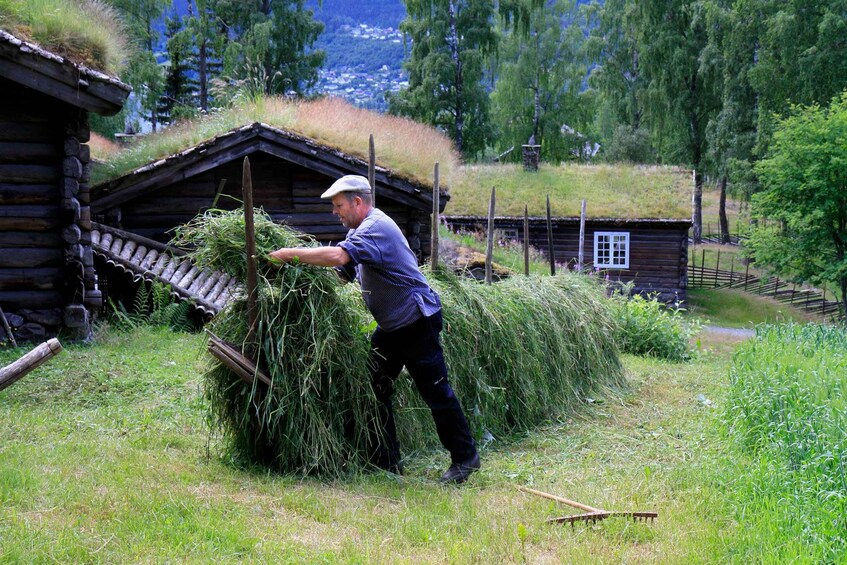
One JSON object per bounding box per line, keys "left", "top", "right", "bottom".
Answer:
{"left": 174, "top": 209, "right": 624, "bottom": 476}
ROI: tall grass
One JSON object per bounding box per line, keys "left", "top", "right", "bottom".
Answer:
{"left": 93, "top": 97, "right": 459, "bottom": 188}
{"left": 174, "top": 209, "right": 625, "bottom": 475}
{"left": 0, "top": 0, "right": 126, "bottom": 73}
{"left": 723, "top": 324, "right": 847, "bottom": 561}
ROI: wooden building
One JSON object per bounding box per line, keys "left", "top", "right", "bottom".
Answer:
{"left": 91, "top": 122, "right": 443, "bottom": 257}
{"left": 0, "top": 30, "right": 130, "bottom": 341}
{"left": 445, "top": 215, "right": 691, "bottom": 303}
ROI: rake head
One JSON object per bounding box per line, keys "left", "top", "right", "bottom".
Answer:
{"left": 549, "top": 510, "right": 658, "bottom": 527}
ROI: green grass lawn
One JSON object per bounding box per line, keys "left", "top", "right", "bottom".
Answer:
{"left": 686, "top": 288, "right": 818, "bottom": 328}
{"left": 1, "top": 322, "right": 754, "bottom": 562}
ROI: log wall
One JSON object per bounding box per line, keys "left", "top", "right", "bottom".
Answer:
{"left": 446, "top": 216, "right": 689, "bottom": 304}
{"left": 101, "top": 152, "right": 432, "bottom": 261}
{"left": 0, "top": 76, "right": 96, "bottom": 341}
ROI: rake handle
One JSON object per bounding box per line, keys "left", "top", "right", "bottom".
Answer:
{"left": 518, "top": 486, "right": 604, "bottom": 514}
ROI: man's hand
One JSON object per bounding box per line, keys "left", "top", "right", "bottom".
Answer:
{"left": 268, "top": 248, "right": 300, "bottom": 265}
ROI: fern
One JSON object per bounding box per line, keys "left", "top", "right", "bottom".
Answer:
{"left": 108, "top": 282, "right": 194, "bottom": 332}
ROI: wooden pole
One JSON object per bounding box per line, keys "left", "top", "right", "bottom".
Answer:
{"left": 700, "top": 249, "right": 705, "bottom": 287}
{"left": 729, "top": 255, "right": 735, "bottom": 287}
{"left": 546, "top": 194, "right": 555, "bottom": 276}
{"left": 0, "top": 305, "right": 16, "bottom": 347}
{"left": 242, "top": 157, "right": 258, "bottom": 342}
{"left": 577, "top": 199, "right": 586, "bottom": 272}
{"left": 369, "top": 134, "right": 376, "bottom": 206}
{"left": 523, "top": 205, "right": 530, "bottom": 276}
{"left": 744, "top": 261, "right": 750, "bottom": 290}
{"left": 715, "top": 249, "right": 721, "bottom": 287}
{"left": 485, "top": 186, "right": 496, "bottom": 285}
{"left": 0, "top": 338, "right": 62, "bottom": 391}
{"left": 430, "top": 162, "right": 440, "bottom": 271}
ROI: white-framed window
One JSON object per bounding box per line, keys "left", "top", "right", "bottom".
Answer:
{"left": 594, "top": 231, "right": 630, "bottom": 269}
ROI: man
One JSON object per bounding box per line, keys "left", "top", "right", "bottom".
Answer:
{"left": 269, "top": 175, "right": 480, "bottom": 484}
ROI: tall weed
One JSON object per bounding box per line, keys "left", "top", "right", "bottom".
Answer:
{"left": 723, "top": 324, "right": 847, "bottom": 561}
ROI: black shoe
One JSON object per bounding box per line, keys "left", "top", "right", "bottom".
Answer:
{"left": 439, "top": 453, "right": 480, "bottom": 484}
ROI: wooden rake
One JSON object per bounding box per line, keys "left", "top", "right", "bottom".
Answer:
{"left": 518, "top": 486, "right": 657, "bottom": 526}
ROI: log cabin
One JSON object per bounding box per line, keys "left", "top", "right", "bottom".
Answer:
{"left": 445, "top": 215, "right": 691, "bottom": 304}
{"left": 91, "top": 122, "right": 443, "bottom": 252}
{"left": 0, "top": 30, "right": 130, "bottom": 341}
{"left": 89, "top": 122, "right": 446, "bottom": 313}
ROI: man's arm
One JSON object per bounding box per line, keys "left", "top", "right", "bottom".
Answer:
{"left": 268, "top": 246, "right": 351, "bottom": 267}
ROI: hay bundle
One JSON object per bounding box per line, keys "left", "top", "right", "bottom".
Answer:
{"left": 175, "top": 209, "right": 624, "bottom": 476}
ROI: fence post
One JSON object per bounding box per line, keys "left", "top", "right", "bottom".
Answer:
{"left": 485, "top": 186, "right": 496, "bottom": 285}
{"left": 715, "top": 250, "right": 721, "bottom": 287}
{"left": 546, "top": 194, "right": 555, "bottom": 276}
{"left": 700, "top": 249, "right": 706, "bottom": 287}
{"left": 744, "top": 261, "right": 750, "bottom": 291}
{"left": 729, "top": 255, "right": 735, "bottom": 287}
{"left": 822, "top": 284, "right": 827, "bottom": 314}
{"left": 430, "top": 162, "right": 440, "bottom": 271}
{"left": 790, "top": 283, "right": 796, "bottom": 303}
{"left": 774, "top": 276, "right": 779, "bottom": 297}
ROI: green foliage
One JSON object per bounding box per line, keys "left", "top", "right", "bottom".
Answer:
{"left": 389, "top": 0, "right": 498, "bottom": 158}
{"left": 490, "top": 0, "right": 592, "bottom": 163}
{"left": 749, "top": 92, "right": 847, "bottom": 318}
{"left": 220, "top": 1, "right": 325, "bottom": 97}
{"left": 723, "top": 324, "right": 847, "bottom": 561}
{"left": 109, "top": 281, "right": 193, "bottom": 332}
{"left": 610, "top": 292, "right": 700, "bottom": 361}
{"left": 176, "top": 208, "right": 624, "bottom": 476}
{"left": 602, "top": 125, "right": 653, "bottom": 163}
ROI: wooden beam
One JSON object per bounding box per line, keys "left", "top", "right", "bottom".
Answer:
{"left": 0, "top": 338, "right": 63, "bottom": 392}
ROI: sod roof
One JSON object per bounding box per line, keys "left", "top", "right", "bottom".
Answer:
{"left": 446, "top": 163, "right": 693, "bottom": 220}
{"left": 92, "top": 97, "right": 460, "bottom": 191}
{"left": 0, "top": 28, "right": 129, "bottom": 115}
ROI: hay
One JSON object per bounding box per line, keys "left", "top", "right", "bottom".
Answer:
{"left": 174, "top": 209, "right": 624, "bottom": 476}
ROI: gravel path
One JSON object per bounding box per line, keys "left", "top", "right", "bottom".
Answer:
{"left": 702, "top": 325, "right": 755, "bottom": 338}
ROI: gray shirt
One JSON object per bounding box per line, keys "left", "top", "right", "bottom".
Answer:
{"left": 338, "top": 208, "right": 441, "bottom": 332}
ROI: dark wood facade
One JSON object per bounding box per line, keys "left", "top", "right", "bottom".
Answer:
{"left": 0, "top": 30, "right": 129, "bottom": 341}
{"left": 91, "top": 123, "right": 442, "bottom": 259}
{"left": 446, "top": 215, "right": 691, "bottom": 303}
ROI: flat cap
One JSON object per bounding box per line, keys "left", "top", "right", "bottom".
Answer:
{"left": 320, "top": 175, "right": 372, "bottom": 199}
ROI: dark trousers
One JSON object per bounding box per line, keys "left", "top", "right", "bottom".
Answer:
{"left": 368, "top": 310, "right": 477, "bottom": 469}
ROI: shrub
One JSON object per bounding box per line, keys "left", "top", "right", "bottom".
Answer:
{"left": 611, "top": 292, "right": 700, "bottom": 361}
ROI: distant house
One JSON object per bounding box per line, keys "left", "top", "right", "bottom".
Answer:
{"left": 0, "top": 30, "right": 130, "bottom": 341}
{"left": 445, "top": 215, "right": 691, "bottom": 304}
{"left": 89, "top": 122, "right": 445, "bottom": 312}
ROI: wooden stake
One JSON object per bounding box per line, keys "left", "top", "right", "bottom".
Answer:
{"left": 577, "top": 199, "right": 586, "bottom": 271}
{"left": 242, "top": 157, "right": 257, "bottom": 342}
{"left": 523, "top": 205, "right": 530, "bottom": 276}
{"left": 369, "top": 134, "right": 376, "bottom": 206}
{"left": 431, "top": 162, "right": 440, "bottom": 271}
{"left": 0, "top": 305, "right": 16, "bottom": 347}
{"left": 485, "top": 186, "right": 496, "bottom": 285}
{"left": 546, "top": 195, "right": 555, "bottom": 276}
{"left": 0, "top": 338, "right": 62, "bottom": 391}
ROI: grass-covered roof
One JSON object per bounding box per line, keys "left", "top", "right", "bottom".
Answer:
{"left": 93, "top": 97, "right": 460, "bottom": 190}
{"left": 0, "top": 0, "right": 126, "bottom": 74}
{"left": 447, "top": 163, "right": 694, "bottom": 220}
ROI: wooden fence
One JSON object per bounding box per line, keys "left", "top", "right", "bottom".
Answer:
{"left": 688, "top": 259, "right": 845, "bottom": 322}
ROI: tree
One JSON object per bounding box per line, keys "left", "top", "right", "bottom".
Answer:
{"left": 748, "top": 92, "right": 847, "bottom": 321}
{"left": 158, "top": 14, "right": 199, "bottom": 124}
{"left": 584, "top": 0, "right": 645, "bottom": 143}
{"left": 221, "top": 1, "right": 325, "bottom": 96}
{"left": 490, "top": 0, "right": 591, "bottom": 163}
{"left": 389, "top": 0, "right": 501, "bottom": 158}
{"left": 100, "top": 0, "right": 171, "bottom": 133}
{"left": 635, "top": 0, "right": 721, "bottom": 243}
